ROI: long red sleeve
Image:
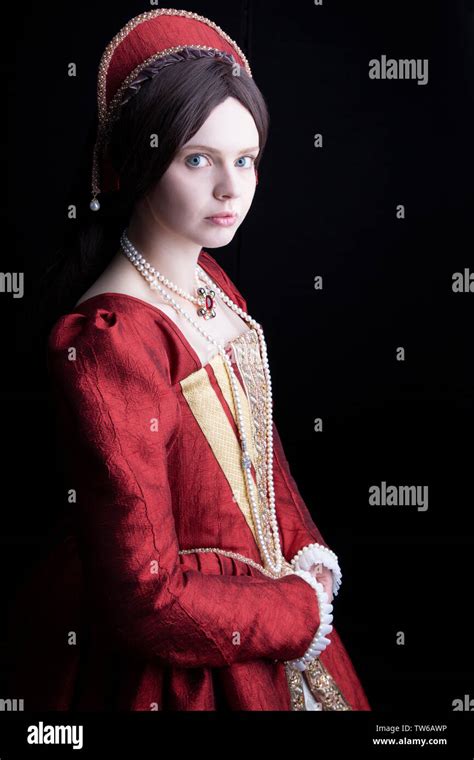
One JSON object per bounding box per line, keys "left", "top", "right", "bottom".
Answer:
{"left": 47, "top": 310, "right": 320, "bottom": 670}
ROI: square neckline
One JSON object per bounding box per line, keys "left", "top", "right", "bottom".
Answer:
{"left": 73, "top": 258, "right": 253, "bottom": 372}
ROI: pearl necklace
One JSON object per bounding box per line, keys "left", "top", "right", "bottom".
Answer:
{"left": 120, "top": 229, "right": 286, "bottom": 576}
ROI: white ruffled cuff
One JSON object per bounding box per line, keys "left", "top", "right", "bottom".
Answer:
{"left": 287, "top": 568, "right": 334, "bottom": 672}
{"left": 289, "top": 542, "right": 342, "bottom": 597}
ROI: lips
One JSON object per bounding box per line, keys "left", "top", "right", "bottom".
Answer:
{"left": 205, "top": 213, "right": 237, "bottom": 219}
{"left": 205, "top": 213, "right": 238, "bottom": 227}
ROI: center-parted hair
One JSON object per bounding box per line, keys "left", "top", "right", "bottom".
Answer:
{"left": 38, "top": 55, "right": 269, "bottom": 338}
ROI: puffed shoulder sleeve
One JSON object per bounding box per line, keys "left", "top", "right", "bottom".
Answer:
{"left": 47, "top": 307, "right": 321, "bottom": 669}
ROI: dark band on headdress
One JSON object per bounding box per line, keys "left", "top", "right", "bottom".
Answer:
{"left": 120, "top": 48, "right": 238, "bottom": 109}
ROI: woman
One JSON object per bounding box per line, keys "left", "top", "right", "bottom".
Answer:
{"left": 8, "top": 9, "right": 371, "bottom": 711}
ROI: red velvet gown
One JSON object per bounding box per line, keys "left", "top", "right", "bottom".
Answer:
{"left": 8, "top": 250, "right": 371, "bottom": 711}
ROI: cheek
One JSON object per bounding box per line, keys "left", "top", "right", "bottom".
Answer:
{"left": 156, "top": 188, "right": 205, "bottom": 231}
{"left": 162, "top": 171, "right": 201, "bottom": 208}
{"left": 150, "top": 177, "right": 188, "bottom": 217}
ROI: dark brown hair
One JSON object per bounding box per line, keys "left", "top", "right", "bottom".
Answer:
{"left": 38, "top": 55, "right": 270, "bottom": 337}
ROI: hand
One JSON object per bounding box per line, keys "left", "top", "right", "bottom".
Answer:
{"left": 309, "top": 563, "right": 334, "bottom": 604}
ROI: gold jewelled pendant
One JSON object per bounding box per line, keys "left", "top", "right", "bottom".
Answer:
{"left": 196, "top": 286, "right": 216, "bottom": 319}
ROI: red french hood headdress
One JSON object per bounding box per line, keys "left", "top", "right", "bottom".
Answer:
{"left": 90, "top": 8, "right": 257, "bottom": 211}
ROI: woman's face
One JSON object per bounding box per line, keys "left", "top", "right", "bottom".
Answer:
{"left": 144, "top": 96, "right": 260, "bottom": 248}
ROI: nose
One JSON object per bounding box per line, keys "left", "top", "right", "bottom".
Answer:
{"left": 213, "top": 163, "right": 240, "bottom": 200}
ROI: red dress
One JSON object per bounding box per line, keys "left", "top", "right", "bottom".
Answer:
{"left": 8, "top": 250, "right": 371, "bottom": 711}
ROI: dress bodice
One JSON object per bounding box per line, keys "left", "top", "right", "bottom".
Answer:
{"left": 178, "top": 325, "right": 294, "bottom": 577}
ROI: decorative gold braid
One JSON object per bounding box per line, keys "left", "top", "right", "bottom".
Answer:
{"left": 231, "top": 330, "right": 282, "bottom": 569}
{"left": 285, "top": 664, "right": 307, "bottom": 710}
{"left": 178, "top": 547, "right": 291, "bottom": 579}
{"left": 285, "top": 660, "right": 353, "bottom": 711}
{"left": 304, "top": 658, "right": 353, "bottom": 710}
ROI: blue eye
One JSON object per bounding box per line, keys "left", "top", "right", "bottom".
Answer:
{"left": 185, "top": 154, "right": 209, "bottom": 168}
{"left": 235, "top": 156, "right": 255, "bottom": 168}
{"left": 185, "top": 153, "right": 257, "bottom": 169}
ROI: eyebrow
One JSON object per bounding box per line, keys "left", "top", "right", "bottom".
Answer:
{"left": 181, "top": 144, "right": 260, "bottom": 154}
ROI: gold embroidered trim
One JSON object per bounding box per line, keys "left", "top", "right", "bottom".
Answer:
{"left": 178, "top": 547, "right": 284, "bottom": 579}
{"left": 285, "top": 664, "right": 306, "bottom": 710}
{"left": 285, "top": 660, "right": 352, "bottom": 711}
{"left": 304, "top": 658, "right": 353, "bottom": 710}
{"left": 230, "top": 329, "right": 281, "bottom": 568}
{"left": 210, "top": 349, "right": 258, "bottom": 470}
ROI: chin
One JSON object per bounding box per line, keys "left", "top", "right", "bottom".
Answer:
{"left": 200, "top": 231, "right": 237, "bottom": 248}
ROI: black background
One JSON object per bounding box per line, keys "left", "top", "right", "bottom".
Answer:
{"left": 1, "top": 0, "right": 473, "bottom": 716}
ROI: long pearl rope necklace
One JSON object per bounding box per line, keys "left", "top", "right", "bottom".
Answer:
{"left": 120, "top": 229, "right": 287, "bottom": 576}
